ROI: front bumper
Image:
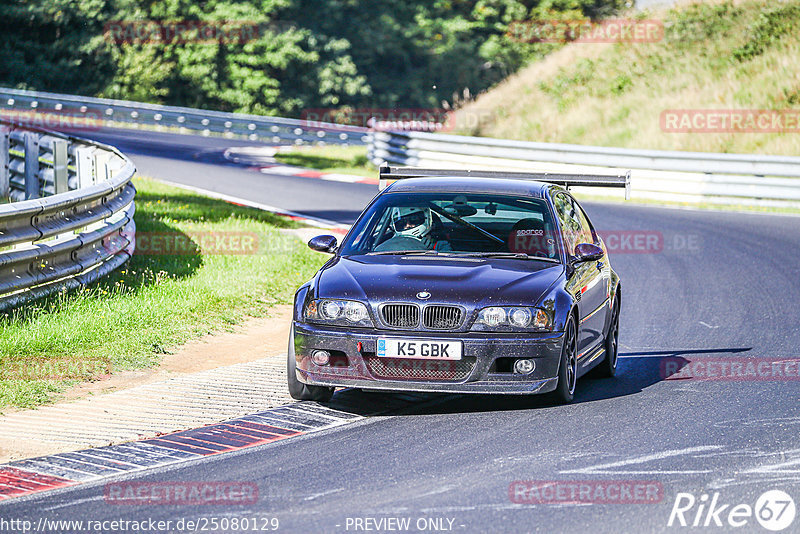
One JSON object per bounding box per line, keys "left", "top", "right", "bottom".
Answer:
{"left": 293, "top": 322, "right": 564, "bottom": 394}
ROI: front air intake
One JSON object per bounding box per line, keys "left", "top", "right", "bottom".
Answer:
{"left": 423, "top": 305, "right": 464, "bottom": 330}
{"left": 381, "top": 304, "right": 420, "bottom": 328}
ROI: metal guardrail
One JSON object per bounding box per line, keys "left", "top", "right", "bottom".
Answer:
{"left": 369, "top": 130, "right": 800, "bottom": 206}
{"left": 0, "top": 87, "right": 369, "bottom": 146}
{"left": 0, "top": 119, "right": 135, "bottom": 310}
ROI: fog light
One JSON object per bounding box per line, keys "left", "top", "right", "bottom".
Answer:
{"left": 311, "top": 350, "right": 330, "bottom": 366}
{"left": 513, "top": 358, "right": 535, "bottom": 374}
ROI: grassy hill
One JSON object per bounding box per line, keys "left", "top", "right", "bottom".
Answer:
{"left": 452, "top": 0, "right": 800, "bottom": 156}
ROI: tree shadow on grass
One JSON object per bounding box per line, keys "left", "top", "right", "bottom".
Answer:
{"left": 104, "top": 216, "right": 203, "bottom": 291}
{"left": 0, "top": 193, "right": 210, "bottom": 325}
{"left": 0, "top": 218, "right": 203, "bottom": 324}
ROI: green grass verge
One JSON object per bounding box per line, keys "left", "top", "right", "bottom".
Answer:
{"left": 0, "top": 176, "right": 326, "bottom": 411}
{"left": 274, "top": 145, "right": 376, "bottom": 178}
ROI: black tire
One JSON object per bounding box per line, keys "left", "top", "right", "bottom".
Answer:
{"left": 551, "top": 315, "right": 577, "bottom": 404}
{"left": 287, "top": 327, "right": 334, "bottom": 402}
{"left": 592, "top": 296, "right": 620, "bottom": 378}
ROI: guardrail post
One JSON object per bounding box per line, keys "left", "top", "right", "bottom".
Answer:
{"left": 95, "top": 152, "right": 110, "bottom": 182}
{"left": 0, "top": 127, "right": 8, "bottom": 199}
{"left": 52, "top": 139, "right": 68, "bottom": 194}
{"left": 75, "top": 146, "right": 96, "bottom": 188}
{"left": 24, "top": 132, "right": 40, "bottom": 199}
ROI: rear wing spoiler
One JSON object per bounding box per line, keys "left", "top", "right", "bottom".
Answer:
{"left": 378, "top": 166, "right": 631, "bottom": 200}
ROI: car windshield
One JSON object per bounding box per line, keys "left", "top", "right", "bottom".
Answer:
{"left": 339, "top": 192, "right": 561, "bottom": 262}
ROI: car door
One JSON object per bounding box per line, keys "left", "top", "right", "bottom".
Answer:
{"left": 553, "top": 192, "right": 609, "bottom": 357}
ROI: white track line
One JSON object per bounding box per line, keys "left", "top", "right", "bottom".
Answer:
{"left": 561, "top": 445, "right": 723, "bottom": 475}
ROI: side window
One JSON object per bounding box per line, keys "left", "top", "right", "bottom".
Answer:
{"left": 554, "top": 193, "right": 593, "bottom": 255}
{"left": 554, "top": 193, "right": 578, "bottom": 255}
{"left": 572, "top": 199, "right": 597, "bottom": 245}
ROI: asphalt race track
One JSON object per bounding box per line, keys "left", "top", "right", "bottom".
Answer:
{"left": 3, "top": 129, "right": 799, "bottom": 533}
{"left": 85, "top": 128, "right": 378, "bottom": 224}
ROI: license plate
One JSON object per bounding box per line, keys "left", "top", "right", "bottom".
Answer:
{"left": 377, "top": 338, "right": 462, "bottom": 360}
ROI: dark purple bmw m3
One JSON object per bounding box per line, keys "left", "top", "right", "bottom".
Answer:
{"left": 288, "top": 167, "right": 629, "bottom": 403}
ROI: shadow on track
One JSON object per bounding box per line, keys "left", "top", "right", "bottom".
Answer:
{"left": 322, "top": 347, "right": 753, "bottom": 417}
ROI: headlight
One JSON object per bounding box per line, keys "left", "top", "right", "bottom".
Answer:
{"left": 482, "top": 307, "right": 506, "bottom": 327}
{"left": 321, "top": 300, "right": 342, "bottom": 319}
{"left": 344, "top": 301, "right": 369, "bottom": 322}
{"left": 304, "top": 299, "right": 373, "bottom": 327}
{"left": 509, "top": 308, "right": 532, "bottom": 327}
{"left": 473, "top": 306, "right": 551, "bottom": 331}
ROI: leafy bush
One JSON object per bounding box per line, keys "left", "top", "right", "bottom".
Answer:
{"left": 731, "top": 3, "right": 800, "bottom": 62}
{"left": 0, "top": 0, "right": 628, "bottom": 116}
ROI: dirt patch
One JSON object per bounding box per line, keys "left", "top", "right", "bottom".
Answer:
{"left": 60, "top": 305, "right": 293, "bottom": 402}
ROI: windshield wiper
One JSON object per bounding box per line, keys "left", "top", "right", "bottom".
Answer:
{"left": 458, "top": 252, "right": 560, "bottom": 263}
{"left": 367, "top": 250, "right": 441, "bottom": 256}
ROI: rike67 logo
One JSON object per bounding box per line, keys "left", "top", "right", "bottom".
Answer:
{"left": 668, "top": 489, "right": 796, "bottom": 531}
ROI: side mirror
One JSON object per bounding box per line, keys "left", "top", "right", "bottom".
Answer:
{"left": 308, "top": 235, "right": 338, "bottom": 254}
{"left": 573, "top": 243, "right": 604, "bottom": 263}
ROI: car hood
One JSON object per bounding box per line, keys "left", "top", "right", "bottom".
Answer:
{"left": 316, "top": 255, "right": 563, "bottom": 308}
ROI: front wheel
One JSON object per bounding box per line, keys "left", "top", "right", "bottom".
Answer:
{"left": 551, "top": 315, "right": 577, "bottom": 404}
{"left": 592, "top": 297, "right": 620, "bottom": 378}
{"left": 287, "top": 326, "right": 334, "bottom": 402}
